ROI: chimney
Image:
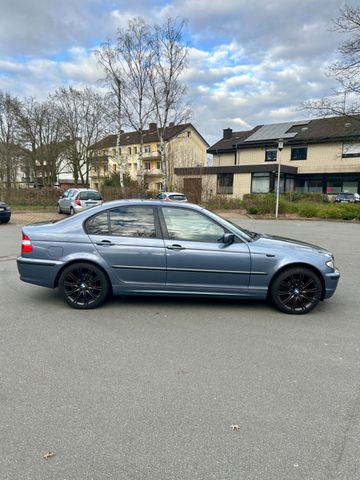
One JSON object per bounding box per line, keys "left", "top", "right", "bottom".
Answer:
{"left": 149, "top": 122, "right": 157, "bottom": 131}
{"left": 223, "top": 128, "right": 233, "bottom": 139}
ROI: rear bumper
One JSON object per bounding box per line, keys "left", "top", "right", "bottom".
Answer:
{"left": 17, "top": 257, "right": 63, "bottom": 288}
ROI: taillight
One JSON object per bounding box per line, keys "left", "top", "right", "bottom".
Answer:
{"left": 22, "top": 233, "right": 33, "bottom": 253}
{"left": 75, "top": 196, "right": 81, "bottom": 206}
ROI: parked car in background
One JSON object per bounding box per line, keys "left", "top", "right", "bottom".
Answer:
{"left": 156, "top": 192, "right": 187, "bottom": 202}
{"left": 17, "top": 200, "right": 340, "bottom": 314}
{"left": 334, "top": 192, "right": 360, "bottom": 203}
{"left": 57, "top": 188, "right": 103, "bottom": 215}
{"left": 0, "top": 201, "right": 11, "bottom": 224}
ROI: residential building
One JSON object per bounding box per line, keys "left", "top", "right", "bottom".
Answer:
{"left": 174, "top": 116, "right": 360, "bottom": 199}
{"left": 88, "top": 122, "right": 209, "bottom": 192}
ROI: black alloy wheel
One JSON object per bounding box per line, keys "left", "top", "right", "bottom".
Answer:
{"left": 270, "top": 267, "right": 322, "bottom": 314}
{"left": 59, "top": 262, "right": 109, "bottom": 309}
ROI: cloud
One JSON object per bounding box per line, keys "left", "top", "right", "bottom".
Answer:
{"left": 0, "top": 0, "right": 346, "bottom": 145}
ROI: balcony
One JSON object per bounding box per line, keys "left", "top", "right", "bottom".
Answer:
{"left": 144, "top": 169, "right": 163, "bottom": 177}
{"left": 142, "top": 151, "right": 161, "bottom": 160}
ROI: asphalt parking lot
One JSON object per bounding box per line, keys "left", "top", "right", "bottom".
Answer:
{"left": 1, "top": 215, "right": 360, "bottom": 480}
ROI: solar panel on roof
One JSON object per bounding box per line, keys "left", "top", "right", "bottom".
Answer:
{"left": 244, "top": 121, "right": 310, "bottom": 142}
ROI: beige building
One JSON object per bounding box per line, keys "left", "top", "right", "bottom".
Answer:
{"left": 88, "top": 122, "right": 208, "bottom": 192}
{"left": 174, "top": 116, "right": 360, "bottom": 200}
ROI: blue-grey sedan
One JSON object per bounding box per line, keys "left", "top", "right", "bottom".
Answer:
{"left": 17, "top": 200, "right": 340, "bottom": 314}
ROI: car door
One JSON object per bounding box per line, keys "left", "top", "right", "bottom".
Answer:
{"left": 160, "top": 206, "right": 251, "bottom": 293}
{"left": 87, "top": 205, "right": 166, "bottom": 289}
{"left": 61, "top": 189, "right": 76, "bottom": 213}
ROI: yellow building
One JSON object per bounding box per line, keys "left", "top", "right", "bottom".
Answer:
{"left": 175, "top": 116, "right": 360, "bottom": 200}
{"left": 89, "top": 122, "right": 209, "bottom": 192}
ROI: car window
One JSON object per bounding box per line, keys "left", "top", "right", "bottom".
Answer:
{"left": 169, "top": 194, "right": 186, "bottom": 201}
{"left": 110, "top": 206, "right": 157, "bottom": 238}
{"left": 157, "top": 193, "right": 166, "bottom": 199}
{"left": 79, "top": 191, "right": 102, "bottom": 201}
{"left": 162, "top": 207, "right": 225, "bottom": 242}
{"left": 63, "top": 189, "right": 73, "bottom": 198}
{"left": 86, "top": 212, "right": 110, "bottom": 235}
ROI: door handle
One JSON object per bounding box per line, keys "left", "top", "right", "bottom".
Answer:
{"left": 167, "top": 244, "right": 185, "bottom": 251}
{"left": 96, "top": 240, "right": 115, "bottom": 246}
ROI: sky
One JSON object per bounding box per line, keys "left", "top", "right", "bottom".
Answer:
{"left": 0, "top": 0, "right": 350, "bottom": 145}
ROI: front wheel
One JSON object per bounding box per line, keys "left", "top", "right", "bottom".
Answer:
{"left": 270, "top": 267, "right": 322, "bottom": 314}
{"left": 58, "top": 262, "right": 109, "bottom": 309}
{"left": 57, "top": 204, "right": 62, "bottom": 214}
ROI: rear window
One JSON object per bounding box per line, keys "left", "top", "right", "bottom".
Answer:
{"left": 79, "top": 191, "right": 102, "bottom": 201}
{"left": 169, "top": 194, "right": 186, "bottom": 201}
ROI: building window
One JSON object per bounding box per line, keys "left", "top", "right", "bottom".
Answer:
{"left": 291, "top": 146, "right": 307, "bottom": 160}
{"left": 157, "top": 161, "right": 161, "bottom": 170}
{"left": 251, "top": 173, "right": 270, "bottom": 193}
{"left": 265, "top": 148, "right": 277, "bottom": 162}
{"left": 133, "top": 147, "right": 137, "bottom": 154}
{"left": 144, "top": 145, "right": 151, "bottom": 153}
{"left": 113, "top": 164, "right": 117, "bottom": 172}
{"left": 342, "top": 143, "right": 360, "bottom": 158}
{"left": 144, "top": 162, "right": 151, "bottom": 170}
{"left": 217, "top": 173, "right": 233, "bottom": 194}
{"left": 128, "top": 147, "right": 132, "bottom": 154}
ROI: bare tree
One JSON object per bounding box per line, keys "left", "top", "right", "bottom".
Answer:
{"left": 116, "top": 18, "right": 156, "bottom": 190}
{"left": 149, "top": 17, "right": 190, "bottom": 190}
{"left": 0, "top": 92, "right": 22, "bottom": 188}
{"left": 52, "top": 86, "right": 110, "bottom": 186}
{"left": 96, "top": 41, "right": 126, "bottom": 188}
{"left": 303, "top": 5, "right": 360, "bottom": 119}
{"left": 15, "top": 97, "right": 66, "bottom": 186}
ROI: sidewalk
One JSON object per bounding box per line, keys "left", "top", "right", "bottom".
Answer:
{"left": 9, "top": 211, "right": 65, "bottom": 226}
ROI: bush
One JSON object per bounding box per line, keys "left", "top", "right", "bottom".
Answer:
{"left": 296, "top": 203, "right": 319, "bottom": 218}
{"left": 242, "top": 194, "right": 276, "bottom": 214}
{"left": 205, "top": 196, "right": 243, "bottom": 210}
{"left": 247, "top": 206, "right": 258, "bottom": 215}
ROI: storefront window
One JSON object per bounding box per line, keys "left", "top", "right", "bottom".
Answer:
{"left": 252, "top": 173, "right": 270, "bottom": 193}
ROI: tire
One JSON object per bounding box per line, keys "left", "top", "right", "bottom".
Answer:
{"left": 270, "top": 267, "right": 322, "bottom": 315}
{"left": 57, "top": 204, "right": 62, "bottom": 214}
{"left": 1, "top": 218, "right": 10, "bottom": 224}
{"left": 58, "top": 262, "right": 109, "bottom": 309}
{"left": 70, "top": 207, "right": 75, "bottom": 216}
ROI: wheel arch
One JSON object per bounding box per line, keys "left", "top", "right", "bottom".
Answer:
{"left": 267, "top": 262, "right": 325, "bottom": 301}
{"left": 54, "top": 259, "right": 113, "bottom": 295}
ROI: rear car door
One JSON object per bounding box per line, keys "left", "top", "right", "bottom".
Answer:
{"left": 160, "top": 206, "right": 251, "bottom": 293}
{"left": 87, "top": 205, "right": 166, "bottom": 289}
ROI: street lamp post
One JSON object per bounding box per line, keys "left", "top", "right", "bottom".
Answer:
{"left": 275, "top": 139, "right": 284, "bottom": 218}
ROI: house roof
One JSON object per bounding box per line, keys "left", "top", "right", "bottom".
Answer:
{"left": 208, "top": 115, "right": 360, "bottom": 153}
{"left": 90, "top": 123, "right": 209, "bottom": 150}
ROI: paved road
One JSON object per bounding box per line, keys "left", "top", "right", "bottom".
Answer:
{"left": 0, "top": 218, "right": 359, "bottom": 480}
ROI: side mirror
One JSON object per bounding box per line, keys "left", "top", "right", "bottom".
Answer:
{"left": 223, "top": 233, "right": 235, "bottom": 245}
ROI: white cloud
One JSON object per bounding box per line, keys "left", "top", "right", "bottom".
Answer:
{"left": 0, "top": 0, "right": 347, "bottom": 145}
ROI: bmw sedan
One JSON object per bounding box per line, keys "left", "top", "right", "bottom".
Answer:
{"left": 17, "top": 200, "right": 340, "bottom": 314}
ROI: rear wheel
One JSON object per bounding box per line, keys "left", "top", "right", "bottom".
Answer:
{"left": 58, "top": 262, "right": 109, "bottom": 309}
{"left": 70, "top": 207, "right": 75, "bottom": 216}
{"left": 270, "top": 267, "right": 322, "bottom": 314}
{"left": 57, "top": 204, "right": 62, "bottom": 214}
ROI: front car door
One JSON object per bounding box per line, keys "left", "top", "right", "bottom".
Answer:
{"left": 86, "top": 205, "right": 166, "bottom": 290}
{"left": 160, "top": 206, "right": 251, "bottom": 295}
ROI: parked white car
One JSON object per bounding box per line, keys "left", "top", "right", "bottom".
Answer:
{"left": 57, "top": 188, "right": 103, "bottom": 215}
